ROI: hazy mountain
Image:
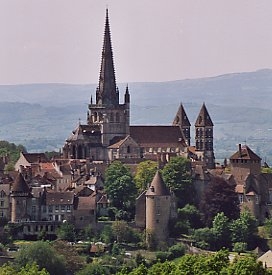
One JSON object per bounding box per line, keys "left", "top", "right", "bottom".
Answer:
{"left": 1, "top": 69, "right": 272, "bottom": 163}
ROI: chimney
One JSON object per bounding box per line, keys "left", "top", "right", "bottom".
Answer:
{"left": 238, "top": 144, "right": 242, "bottom": 157}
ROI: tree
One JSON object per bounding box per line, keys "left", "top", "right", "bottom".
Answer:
{"left": 56, "top": 221, "right": 76, "bottom": 242}
{"left": 193, "top": 227, "right": 215, "bottom": 250}
{"left": 51, "top": 240, "right": 85, "bottom": 274}
{"left": 76, "top": 263, "right": 110, "bottom": 275}
{"left": 226, "top": 255, "right": 268, "bottom": 275}
{"left": 176, "top": 250, "right": 230, "bottom": 275}
{"left": 161, "top": 156, "right": 194, "bottom": 208}
{"left": 230, "top": 210, "right": 258, "bottom": 250}
{"left": 105, "top": 161, "right": 137, "bottom": 215}
{"left": 100, "top": 225, "right": 114, "bottom": 243}
{"left": 15, "top": 241, "right": 66, "bottom": 275}
{"left": 0, "top": 140, "right": 27, "bottom": 171}
{"left": 200, "top": 176, "right": 240, "bottom": 226}
{"left": 169, "top": 204, "right": 202, "bottom": 236}
{"left": 0, "top": 263, "right": 49, "bottom": 275}
{"left": 134, "top": 160, "right": 157, "bottom": 192}
{"left": 212, "top": 212, "right": 231, "bottom": 250}
{"left": 264, "top": 218, "right": 272, "bottom": 238}
{"left": 112, "top": 220, "right": 129, "bottom": 243}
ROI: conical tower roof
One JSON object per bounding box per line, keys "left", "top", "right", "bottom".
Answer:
{"left": 12, "top": 173, "right": 30, "bottom": 193}
{"left": 146, "top": 171, "right": 170, "bottom": 196}
{"left": 96, "top": 9, "right": 118, "bottom": 106}
{"left": 195, "top": 103, "right": 213, "bottom": 127}
{"left": 173, "top": 103, "right": 191, "bottom": 126}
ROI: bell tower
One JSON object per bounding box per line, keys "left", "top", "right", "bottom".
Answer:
{"left": 195, "top": 103, "right": 215, "bottom": 169}
{"left": 173, "top": 103, "right": 191, "bottom": 146}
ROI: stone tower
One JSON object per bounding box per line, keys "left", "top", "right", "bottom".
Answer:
{"left": 87, "top": 9, "right": 130, "bottom": 147}
{"left": 11, "top": 173, "right": 30, "bottom": 223}
{"left": 173, "top": 103, "right": 191, "bottom": 146}
{"left": 195, "top": 103, "right": 215, "bottom": 169}
{"left": 230, "top": 144, "right": 262, "bottom": 180}
{"left": 145, "top": 171, "right": 171, "bottom": 248}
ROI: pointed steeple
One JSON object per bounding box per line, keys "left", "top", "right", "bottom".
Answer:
{"left": 173, "top": 103, "right": 191, "bottom": 127}
{"left": 195, "top": 103, "right": 213, "bottom": 127}
{"left": 96, "top": 9, "right": 119, "bottom": 106}
{"left": 124, "top": 84, "right": 130, "bottom": 104}
{"left": 12, "top": 173, "right": 29, "bottom": 193}
{"left": 173, "top": 103, "right": 191, "bottom": 145}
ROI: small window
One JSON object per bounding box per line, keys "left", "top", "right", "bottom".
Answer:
{"left": 48, "top": 206, "right": 53, "bottom": 213}
{"left": 238, "top": 194, "right": 243, "bottom": 204}
{"left": 255, "top": 195, "right": 260, "bottom": 204}
{"left": 32, "top": 206, "right": 36, "bottom": 213}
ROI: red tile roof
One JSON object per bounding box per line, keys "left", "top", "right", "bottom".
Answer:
{"left": 75, "top": 196, "right": 96, "bottom": 210}
{"left": 230, "top": 145, "right": 261, "bottom": 161}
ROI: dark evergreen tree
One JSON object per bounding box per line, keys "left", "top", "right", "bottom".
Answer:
{"left": 200, "top": 176, "right": 240, "bottom": 226}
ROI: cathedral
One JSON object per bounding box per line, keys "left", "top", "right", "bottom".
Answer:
{"left": 63, "top": 9, "right": 215, "bottom": 169}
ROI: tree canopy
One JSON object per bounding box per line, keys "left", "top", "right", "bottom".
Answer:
{"left": 105, "top": 161, "right": 137, "bottom": 216}
{"left": 15, "top": 241, "right": 66, "bottom": 275}
{"left": 161, "top": 156, "right": 194, "bottom": 208}
{"left": 0, "top": 140, "right": 26, "bottom": 171}
{"left": 117, "top": 250, "right": 272, "bottom": 275}
{"left": 134, "top": 160, "right": 157, "bottom": 192}
{"left": 200, "top": 176, "right": 240, "bottom": 226}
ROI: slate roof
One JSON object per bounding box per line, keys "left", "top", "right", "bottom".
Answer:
{"left": 0, "top": 184, "right": 10, "bottom": 195}
{"left": 97, "top": 194, "right": 109, "bottom": 204}
{"left": 22, "top": 153, "right": 48, "bottom": 163}
{"left": 195, "top": 103, "right": 213, "bottom": 127}
{"left": 130, "top": 126, "right": 186, "bottom": 147}
{"left": 173, "top": 103, "right": 191, "bottom": 126}
{"left": 108, "top": 135, "right": 138, "bottom": 149}
{"left": 230, "top": 145, "right": 261, "bottom": 161}
{"left": 66, "top": 124, "right": 101, "bottom": 143}
{"left": 45, "top": 191, "right": 74, "bottom": 205}
{"left": 12, "top": 173, "right": 30, "bottom": 193}
{"left": 146, "top": 170, "right": 170, "bottom": 196}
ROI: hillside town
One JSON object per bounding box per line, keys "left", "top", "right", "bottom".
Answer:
{"left": 1, "top": 8, "right": 272, "bottom": 275}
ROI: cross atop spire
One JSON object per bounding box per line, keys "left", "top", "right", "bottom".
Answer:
{"left": 96, "top": 8, "right": 119, "bottom": 107}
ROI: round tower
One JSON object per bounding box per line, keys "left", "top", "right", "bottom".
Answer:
{"left": 11, "top": 173, "right": 30, "bottom": 223}
{"left": 145, "top": 171, "right": 171, "bottom": 248}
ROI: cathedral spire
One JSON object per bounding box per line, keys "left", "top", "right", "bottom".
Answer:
{"left": 96, "top": 8, "right": 118, "bottom": 106}
{"left": 195, "top": 103, "right": 213, "bottom": 127}
{"left": 173, "top": 103, "right": 191, "bottom": 145}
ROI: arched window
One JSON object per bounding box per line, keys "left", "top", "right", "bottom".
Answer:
{"left": 94, "top": 112, "right": 98, "bottom": 122}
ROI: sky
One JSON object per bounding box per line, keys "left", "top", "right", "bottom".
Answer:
{"left": 0, "top": 0, "right": 272, "bottom": 84}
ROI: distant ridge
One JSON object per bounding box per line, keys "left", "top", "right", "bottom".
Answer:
{"left": 1, "top": 69, "right": 272, "bottom": 163}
